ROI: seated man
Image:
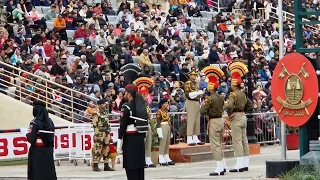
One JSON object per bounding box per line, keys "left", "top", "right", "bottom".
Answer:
{"left": 53, "top": 14, "right": 67, "bottom": 41}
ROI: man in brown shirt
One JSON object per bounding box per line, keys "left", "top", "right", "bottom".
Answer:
{"left": 184, "top": 71, "right": 205, "bottom": 146}
{"left": 200, "top": 66, "right": 226, "bottom": 176}
{"left": 227, "top": 62, "right": 254, "bottom": 173}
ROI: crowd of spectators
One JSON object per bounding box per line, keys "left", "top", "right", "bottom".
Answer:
{"left": 0, "top": 0, "right": 313, "bottom": 141}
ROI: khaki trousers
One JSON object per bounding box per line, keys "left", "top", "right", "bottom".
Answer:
{"left": 186, "top": 100, "right": 200, "bottom": 136}
{"left": 231, "top": 112, "right": 250, "bottom": 157}
{"left": 159, "top": 124, "right": 170, "bottom": 155}
{"left": 209, "top": 118, "right": 224, "bottom": 161}
{"left": 145, "top": 124, "right": 152, "bottom": 157}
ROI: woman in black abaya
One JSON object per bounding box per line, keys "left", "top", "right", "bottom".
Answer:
{"left": 26, "top": 100, "right": 57, "bottom": 180}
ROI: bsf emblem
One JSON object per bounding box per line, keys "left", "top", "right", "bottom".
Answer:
{"left": 271, "top": 53, "right": 318, "bottom": 127}
{"left": 276, "top": 63, "right": 312, "bottom": 116}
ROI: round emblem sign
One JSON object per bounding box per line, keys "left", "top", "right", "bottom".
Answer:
{"left": 271, "top": 53, "right": 318, "bottom": 127}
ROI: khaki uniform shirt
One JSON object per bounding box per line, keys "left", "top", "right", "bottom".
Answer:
{"left": 184, "top": 80, "right": 200, "bottom": 100}
{"left": 200, "top": 92, "right": 224, "bottom": 118}
{"left": 227, "top": 89, "right": 254, "bottom": 116}
{"left": 156, "top": 109, "right": 170, "bottom": 127}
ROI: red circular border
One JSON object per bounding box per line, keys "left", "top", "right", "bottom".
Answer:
{"left": 271, "top": 53, "right": 318, "bottom": 127}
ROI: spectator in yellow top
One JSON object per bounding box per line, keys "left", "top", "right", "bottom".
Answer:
{"left": 139, "top": 49, "right": 152, "bottom": 67}
{"left": 53, "top": 14, "right": 68, "bottom": 41}
{"left": 252, "top": 39, "right": 263, "bottom": 51}
{"left": 54, "top": 14, "right": 66, "bottom": 30}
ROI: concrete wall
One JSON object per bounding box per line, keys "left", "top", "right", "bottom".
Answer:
{"left": 0, "top": 93, "right": 73, "bottom": 130}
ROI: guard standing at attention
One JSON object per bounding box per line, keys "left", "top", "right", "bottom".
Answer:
{"left": 134, "top": 77, "right": 156, "bottom": 168}
{"left": 92, "top": 99, "right": 114, "bottom": 172}
{"left": 227, "top": 62, "right": 254, "bottom": 173}
{"left": 21, "top": 100, "right": 57, "bottom": 180}
{"left": 200, "top": 66, "right": 226, "bottom": 176}
{"left": 156, "top": 98, "right": 175, "bottom": 166}
{"left": 117, "top": 84, "right": 148, "bottom": 180}
{"left": 184, "top": 71, "right": 205, "bottom": 146}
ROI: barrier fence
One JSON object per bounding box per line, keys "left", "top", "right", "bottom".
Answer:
{"left": 0, "top": 111, "right": 281, "bottom": 163}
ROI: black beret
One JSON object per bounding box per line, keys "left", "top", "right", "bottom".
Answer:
{"left": 159, "top": 98, "right": 168, "bottom": 108}
{"left": 33, "top": 100, "right": 46, "bottom": 107}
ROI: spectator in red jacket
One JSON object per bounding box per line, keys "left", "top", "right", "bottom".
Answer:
{"left": 73, "top": 24, "right": 89, "bottom": 43}
{"left": 42, "top": 40, "right": 54, "bottom": 58}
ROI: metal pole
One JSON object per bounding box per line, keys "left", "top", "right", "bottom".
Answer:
{"left": 245, "top": 0, "right": 257, "bottom": 144}
{"left": 278, "top": 0, "right": 287, "bottom": 160}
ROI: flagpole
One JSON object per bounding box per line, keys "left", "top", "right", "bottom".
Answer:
{"left": 278, "top": 0, "right": 287, "bottom": 160}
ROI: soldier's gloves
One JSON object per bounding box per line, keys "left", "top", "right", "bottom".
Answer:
{"left": 157, "top": 128, "right": 163, "bottom": 139}
{"left": 117, "top": 139, "right": 123, "bottom": 153}
{"left": 20, "top": 128, "right": 29, "bottom": 136}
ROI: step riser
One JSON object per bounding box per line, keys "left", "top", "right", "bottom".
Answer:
{"left": 189, "top": 151, "right": 235, "bottom": 162}
{"left": 181, "top": 146, "right": 212, "bottom": 154}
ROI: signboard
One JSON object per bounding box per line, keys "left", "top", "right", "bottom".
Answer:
{"left": 0, "top": 127, "right": 119, "bottom": 160}
{"left": 271, "top": 53, "right": 318, "bottom": 127}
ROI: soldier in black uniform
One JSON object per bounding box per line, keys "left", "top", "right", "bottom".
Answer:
{"left": 25, "top": 101, "right": 57, "bottom": 180}
{"left": 117, "top": 84, "right": 148, "bottom": 180}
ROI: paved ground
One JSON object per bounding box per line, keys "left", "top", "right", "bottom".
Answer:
{"left": 0, "top": 145, "right": 299, "bottom": 180}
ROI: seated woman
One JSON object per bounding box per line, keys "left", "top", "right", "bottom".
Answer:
{"left": 6, "top": 0, "right": 24, "bottom": 22}
{"left": 29, "top": 7, "right": 47, "bottom": 30}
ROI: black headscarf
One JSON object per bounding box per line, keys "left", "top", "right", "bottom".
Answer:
{"left": 32, "top": 101, "right": 55, "bottom": 131}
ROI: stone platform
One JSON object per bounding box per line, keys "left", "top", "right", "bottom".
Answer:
{"left": 153, "top": 143, "right": 234, "bottom": 163}
{"left": 152, "top": 143, "right": 261, "bottom": 163}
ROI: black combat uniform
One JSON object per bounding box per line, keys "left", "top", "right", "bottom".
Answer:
{"left": 27, "top": 101, "right": 57, "bottom": 180}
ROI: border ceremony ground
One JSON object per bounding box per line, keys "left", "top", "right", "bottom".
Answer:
{"left": 0, "top": 145, "right": 298, "bottom": 180}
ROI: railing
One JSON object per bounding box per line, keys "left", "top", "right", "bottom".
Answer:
{"left": 232, "top": 8, "right": 267, "bottom": 20}
{"left": 269, "top": 6, "right": 317, "bottom": 31}
{"left": 149, "top": 111, "right": 282, "bottom": 148}
{"left": 208, "top": 0, "right": 228, "bottom": 12}
{"left": 0, "top": 61, "right": 107, "bottom": 123}
{"left": 232, "top": 7, "right": 317, "bottom": 31}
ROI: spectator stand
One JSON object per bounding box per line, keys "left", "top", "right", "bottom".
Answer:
{"left": 0, "top": 0, "right": 292, "bottom": 163}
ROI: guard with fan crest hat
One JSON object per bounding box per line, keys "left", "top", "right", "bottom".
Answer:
{"left": 227, "top": 62, "right": 254, "bottom": 174}
{"left": 134, "top": 77, "right": 157, "bottom": 168}
{"left": 229, "top": 62, "right": 248, "bottom": 87}
{"left": 200, "top": 66, "right": 227, "bottom": 176}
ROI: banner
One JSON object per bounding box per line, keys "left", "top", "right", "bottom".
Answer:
{"left": 0, "top": 127, "right": 119, "bottom": 160}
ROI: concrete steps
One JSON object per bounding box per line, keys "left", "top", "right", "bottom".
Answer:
{"left": 164, "top": 143, "right": 235, "bottom": 163}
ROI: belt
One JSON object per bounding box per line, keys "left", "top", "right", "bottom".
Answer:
{"left": 234, "top": 109, "right": 244, "bottom": 112}
{"left": 209, "top": 116, "right": 222, "bottom": 119}
{"left": 161, "top": 122, "right": 169, "bottom": 125}
{"left": 126, "top": 124, "right": 138, "bottom": 134}
{"left": 35, "top": 136, "right": 44, "bottom": 146}
{"left": 187, "top": 99, "right": 199, "bottom": 102}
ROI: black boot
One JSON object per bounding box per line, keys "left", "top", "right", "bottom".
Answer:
{"left": 209, "top": 171, "right": 225, "bottom": 176}
{"left": 93, "top": 163, "right": 100, "bottom": 172}
{"left": 104, "top": 163, "right": 115, "bottom": 171}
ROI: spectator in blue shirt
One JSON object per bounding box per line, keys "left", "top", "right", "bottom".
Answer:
{"left": 258, "top": 65, "right": 270, "bottom": 81}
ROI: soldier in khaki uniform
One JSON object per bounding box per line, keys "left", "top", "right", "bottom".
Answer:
{"left": 227, "top": 62, "right": 254, "bottom": 173}
{"left": 156, "top": 99, "right": 175, "bottom": 166}
{"left": 184, "top": 71, "right": 205, "bottom": 146}
{"left": 200, "top": 66, "right": 226, "bottom": 176}
{"left": 134, "top": 77, "right": 156, "bottom": 168}
{"left": 92, "top": 99, "right": 115, "bottom": 172}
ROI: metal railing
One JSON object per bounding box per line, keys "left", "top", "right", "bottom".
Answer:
{"left": 0, "top": 61, "right": 107, "bottom": 123}
{"left": 208, "top": 0, "right": 228, "bottom": 12}
{"left": 148, "top": 111, "right": 282, "bottom": 148}
{"left": 232, "top": 7, "right": 317, "bottom": 31}
{"left": 232, "top": 8, "right": 267, "bottom": 20}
